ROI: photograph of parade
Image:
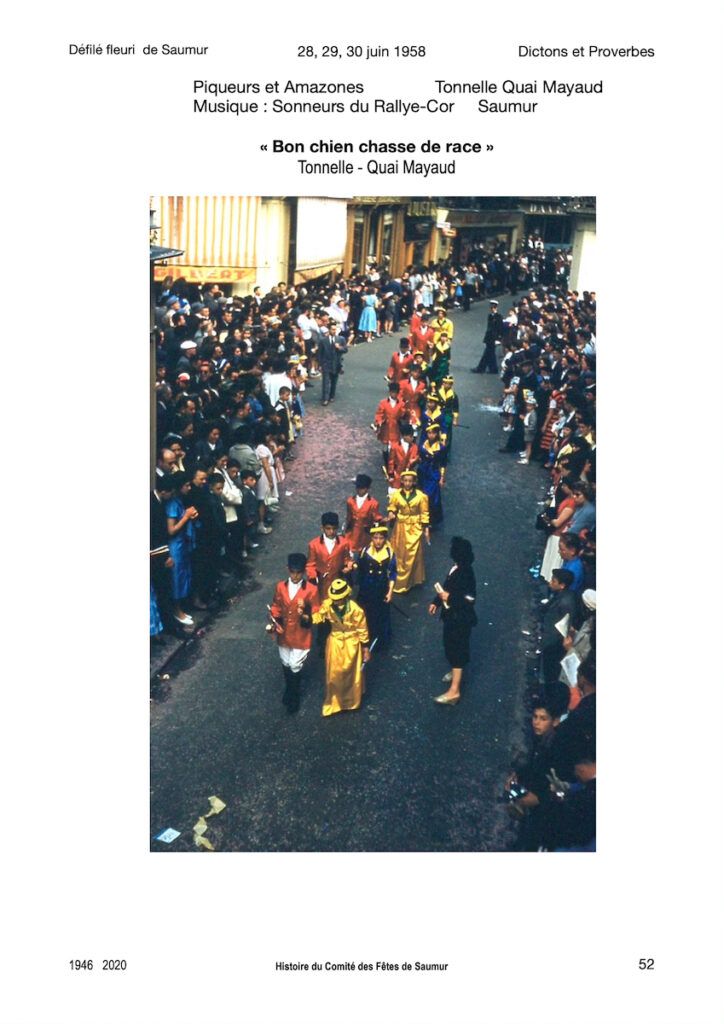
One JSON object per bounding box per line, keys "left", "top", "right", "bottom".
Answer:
{"left": 150, "top": 196, "right": 597, "bottom": 852}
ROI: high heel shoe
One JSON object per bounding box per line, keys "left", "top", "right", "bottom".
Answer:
{"left": 433, "top": 693, "right": 460, "bottom": 705}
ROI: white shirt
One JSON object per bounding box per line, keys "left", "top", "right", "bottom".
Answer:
{"left": 287, "top": 579, "right": 302, "bottom": 600}
{"left": 263, "top": 371, "right": 293, "bottom": 406}
{"left": 297, "top": 313, "right": 314, "bottom": 340}
{"left": 323, "top": 536, "right": 336, "bottom": 554}
{"left": 355, "top": 493, "right": 368, "bottom": 508}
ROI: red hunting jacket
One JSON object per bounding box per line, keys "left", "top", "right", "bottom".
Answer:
{"left": 398, "top": 378, "right": 427, "bottom": 425}
{"left": 270, "top": 578, "right": 320, "bottom": 649}
{"left": 410, "top": 324, "right": 434, "bottom": 355}
{"left": 345, "top": 494, "right": 381, "bottom": 551}
{"left": 387, "top": 350, "right": 414, "bottom": 384}
{"left": 305, "top": 535, "right": 353, "bottom": 600}
{"left": 374, "top": 397, "right": 406, "bottom": 444}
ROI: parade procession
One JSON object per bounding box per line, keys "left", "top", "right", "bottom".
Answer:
{"left": 150, "top": 197, "right": 596, "bottom": 852}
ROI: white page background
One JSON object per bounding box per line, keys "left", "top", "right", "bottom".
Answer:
{"left": 3, "top": 2, "right": 723, "bottom": 1022}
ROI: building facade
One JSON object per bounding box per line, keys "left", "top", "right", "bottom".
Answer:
{"left": 151, "top": 196, "right": 292, "bottom": 295}
{"left": 151, "top": 195, "right": 595, "bottom": 294}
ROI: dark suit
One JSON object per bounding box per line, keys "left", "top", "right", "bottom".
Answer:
{"left": 476, "top": 311, "right": 503, "bottom": 372}
{"left": 550, "top": 693, "right": 596, "bottom": 782}
{"left": 318, "top": 333, "right": 348, "bottom": 403}
{"left": 348, "top": 290, "right": 363, "bottom": 329}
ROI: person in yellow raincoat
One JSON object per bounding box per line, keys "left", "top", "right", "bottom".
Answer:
{"left": 312, "top": 578, "right": 371, "bottom": 717}
{"left": 432, "top": 306, "right": 454, "bottom": 345}
{"left": 387, "top": 469, "right": 431, "bottom": 593}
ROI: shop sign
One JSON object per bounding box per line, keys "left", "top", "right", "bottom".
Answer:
{"left": 153, "top": 265, "right": 256, "bottom": 283}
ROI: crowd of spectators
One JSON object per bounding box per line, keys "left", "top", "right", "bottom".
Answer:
{"left": 487, "top": 284, "right": 597, "bottom": 851}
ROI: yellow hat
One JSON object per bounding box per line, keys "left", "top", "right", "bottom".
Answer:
{"left": 328, "top": 578, "right": 352, "bottom": 601}
{"left": 442, "top": 375, "right": 454, "bottom": 383}
{"left": 369, "top": 524, "right": 388, "bottom": 535}
{"left": 400, "top": 469, "right": 417, "bottom": 481}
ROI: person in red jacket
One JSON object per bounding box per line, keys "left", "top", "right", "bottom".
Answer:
{"left": 387, "top": 422, "right": 421, "bottom": 489}
{"left": 374, "top": 382, "right": 406, "bottom": 473}
{"left": 345, "top": 474, "right": 381, "bottom": 554}
{"left": 305, "top": 512, "right": 355, "bottom": 602}
{"left": 410, "top": 311, "right": 434, "bottom": 355}
{"left": 269, "top": 552, "right": 320, "bottom": 712}
{"left": 386, "top": 337, "right": 414, "bottom": 384}
{"left": 409, "top": 303, "right": 425, "bottom": 337}
{"left": 306, "top": 511, "right": 355, "bottom": 653}
{"left": 398, "top": 365, "right": 427, "bottom": 427}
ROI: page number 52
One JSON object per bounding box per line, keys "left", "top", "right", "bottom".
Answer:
{"left": 638, "top": 958, "right": 655, "bottom": 970}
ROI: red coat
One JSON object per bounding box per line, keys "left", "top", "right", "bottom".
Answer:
{"left": 270, "top": 579, "right": 319, "bottom": 649}
{"left": 345, "top": 494, "right": 381, "bottom": 551}
{"left": 387, "top": 350, "right": 414, "bottom": 384}
{"left": 410, "top": 325, "right": 434, "bottom": 355}
{"left": 305, "top": 535, "right": 353, "bottom": 600}
{"left": 388, "top": 440, "right": 420, "bottom": 488}
{"left": 398, "top": 378, "right": 427, "bottom": 424}
{"left": 374, "top": 397, "right": 406, "bottom": 444}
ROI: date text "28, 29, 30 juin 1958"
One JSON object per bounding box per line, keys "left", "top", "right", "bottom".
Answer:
{"left": 297, "top": 44, "right": 425, "bottom": 59}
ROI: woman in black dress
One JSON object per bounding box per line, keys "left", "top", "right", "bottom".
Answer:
{"left": 428, "top": 536, "right": 478, "bottom": 705}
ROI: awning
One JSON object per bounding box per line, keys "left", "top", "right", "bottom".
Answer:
{"left": 293, "top": 261, "right": 343, "bottom": 285}
{"left": 150, "top": 245, "right": 184, "bottom": 262}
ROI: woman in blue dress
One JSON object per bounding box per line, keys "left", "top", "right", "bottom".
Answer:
{"left": 357, "top": 287, "right": 379, "bottom": 342}
{"left": 355, "top": 525, "right": 397, "bottom": 648}
{"left": 164, "top": 471, "right": 199, "bottom": 626}
{"left": 150, "top": 582, "right": 164, "bottom": 639}
{"left": 417, "top": 423, "right": 447, "bottom": 527}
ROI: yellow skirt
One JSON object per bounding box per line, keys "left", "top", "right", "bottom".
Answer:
{"left": 322, "top": 633, "right": 365, "bottom": 716}
{"left": 391, "top": 519, "right": 425, "bottom": 593}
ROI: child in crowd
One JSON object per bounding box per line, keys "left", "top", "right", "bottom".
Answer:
{"left": 518, "top": 396, "right": 538, "bottom": 464}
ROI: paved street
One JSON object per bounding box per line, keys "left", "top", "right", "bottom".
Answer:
{"left": 150, "top": 297, "right": 547, "bottom": 851}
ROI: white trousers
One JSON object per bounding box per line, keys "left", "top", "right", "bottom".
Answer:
{"left": 278, "top": 646, "right": 310, "bottom": 673}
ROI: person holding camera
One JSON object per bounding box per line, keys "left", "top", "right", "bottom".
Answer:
{"left": 504, "top": 687, "right": 569, "bottom": 851}
{"left": 543, "top": 738, "right": 596, "bottom": 852}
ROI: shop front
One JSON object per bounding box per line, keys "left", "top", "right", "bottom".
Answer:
{"left": 448, "top": 209, "right": 525, "bottom": 260}
{"left": 345, "top": 199, "right": 407, "bottom": 277}
{"left": 152, "top": 195, "right": 292, "bottom": 296}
